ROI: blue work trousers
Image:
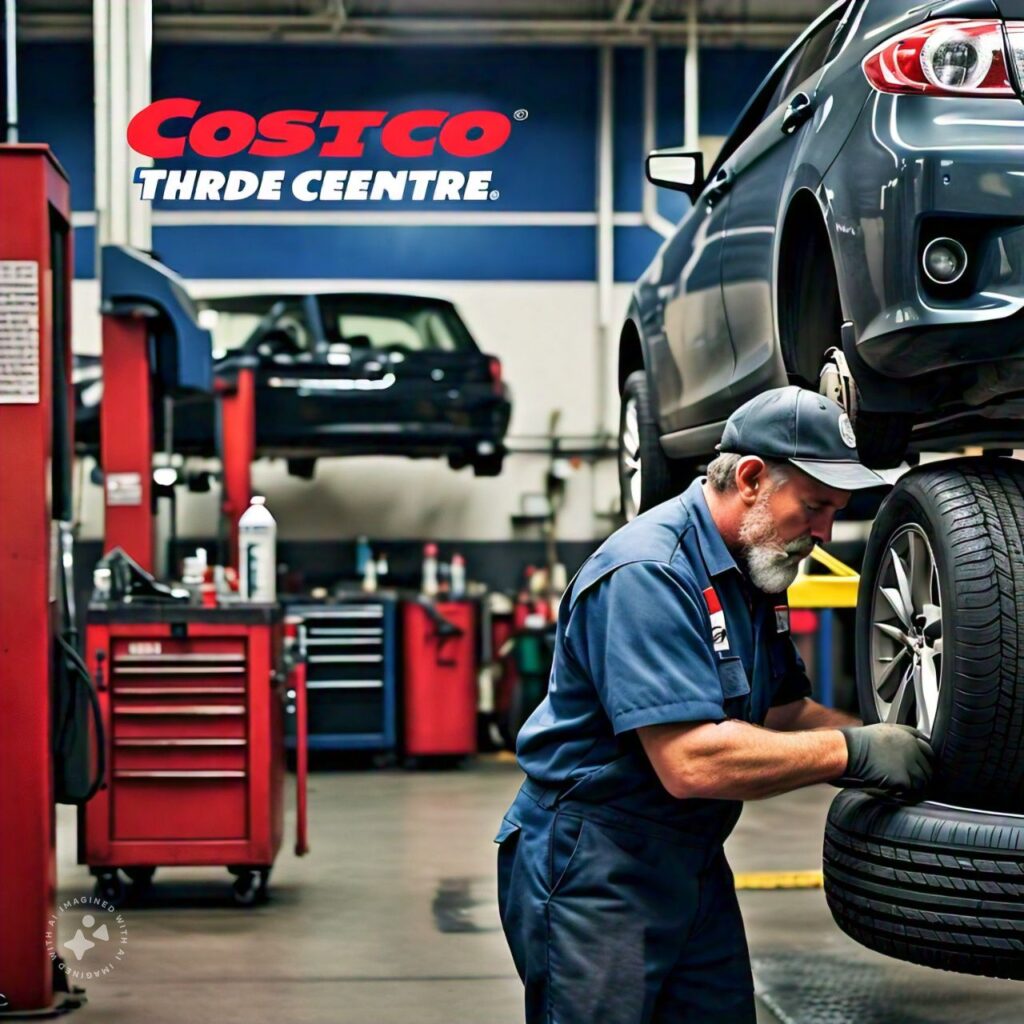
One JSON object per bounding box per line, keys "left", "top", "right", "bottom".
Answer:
{"left": 496, "top": 787, "right": 755, "bottom": 1024}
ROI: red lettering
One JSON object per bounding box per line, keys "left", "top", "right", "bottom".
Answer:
{"left": 319, "top": 111, "right": 387, "bottom": 157}
{"left": 381, "top": 110, "right": 447, "bottom": 158}
{"left": 189, "top": 110, "right": 257, "bottom": 158}
{"left": 126, "top": 97, "right": 200, "bottom": 159}
{"left": 126, "top": 104, "right": 516, "bottom": 159}
{"left": 251, "top": 110, "right": 318, "bottom": 158}
{"left": 440, "top": 111, "right": 511, "bottom": 158}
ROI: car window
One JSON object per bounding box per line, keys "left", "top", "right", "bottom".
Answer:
{"left": 268, "top": 301, "right": 313, "bottom": 351}
{"left": 320, "top": 298, "right": 476, "bottom": 353}
{"left": 338, "top": 314, "right": 425, "bottom": 350}
{"left": 198, "top": 308, "right": 264, "bottom": 355}
{"left": 706, "top": 1, "right": 848, "bottom": 181}
{"left": 783, "top": 7, "right": 846, "bottom": 92}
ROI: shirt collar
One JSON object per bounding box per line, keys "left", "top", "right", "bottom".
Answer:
{"left": 683, "top": 478, "right": 740, "bottom": 578}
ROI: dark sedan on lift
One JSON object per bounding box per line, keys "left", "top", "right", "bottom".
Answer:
{"left": 76, "top": 291, "right": 512, "bottom": 477}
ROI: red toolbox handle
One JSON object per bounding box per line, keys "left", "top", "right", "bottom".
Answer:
{"left": 287, "top": 617, "right": 310, "bottom": 857}
{"left": 294, "top": 657, "right": 309, "bottom": 856}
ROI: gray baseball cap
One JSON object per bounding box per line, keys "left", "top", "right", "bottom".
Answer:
{"left": 717, "top": 386, "right": 888, "bottom": 491}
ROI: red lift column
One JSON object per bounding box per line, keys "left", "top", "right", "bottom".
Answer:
{"left": 101, "top": 315, "right": 154, "bottom": 570}
{"left": 219, "top": 363, "right": 256, "bottom": 569}
{"left": 0, "top": 145, "right": 73, "bottom": 1012}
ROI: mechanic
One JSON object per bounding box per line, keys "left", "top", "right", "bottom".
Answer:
{"left": 495, "top": 386, "right": 935, "bottom": 1024}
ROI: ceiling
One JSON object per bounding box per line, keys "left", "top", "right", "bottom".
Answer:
{"left": 16, "top": 0, "right": 824, "bottom": 46}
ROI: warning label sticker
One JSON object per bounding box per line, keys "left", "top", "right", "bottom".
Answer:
{"left": 0, "top": 260, "right": 40, "bottom": 404}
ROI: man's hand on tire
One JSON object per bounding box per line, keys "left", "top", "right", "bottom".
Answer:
{"left": 832, "top": 724, "right": 935, "bottom": 802}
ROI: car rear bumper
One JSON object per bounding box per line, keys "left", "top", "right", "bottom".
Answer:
{"left": 826, "top": 93, "right": 1024, "bottom": 404}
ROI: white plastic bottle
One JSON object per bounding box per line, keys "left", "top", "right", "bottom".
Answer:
{"left": 421, "top": 543, "right": 439, "bottom": 598}
{"left": 450, "top": 553, "right": 466, "bottom": 598}
{"left": 239, "top": 495, "right": 277, "bottom": 602}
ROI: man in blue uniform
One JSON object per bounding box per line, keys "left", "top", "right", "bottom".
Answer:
{"left": 495, "top": 387, "right": 934, "bottom": 1024}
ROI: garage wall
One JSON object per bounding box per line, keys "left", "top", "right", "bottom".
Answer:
{"left": 21, "top": 38, "right": 783, "bottom": 545}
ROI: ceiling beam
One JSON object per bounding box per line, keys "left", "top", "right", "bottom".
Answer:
{"left": 16, "top": 11, "right": 806, "bottom": 46}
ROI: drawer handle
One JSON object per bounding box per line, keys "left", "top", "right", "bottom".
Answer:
{"left": 307, "top": 628, "right": 383, "bottom": 637}
{"left": 309, "top": 654, "right": 383, "bottom": 664}
{"left": 307, "top": 680, "right": 384, "bottom": 690}
{"left": 113, "top": 770, "right": 246, "bottom": 779}
{"left": 114, "top": 738, "right": 246, "bottom": 747}
{"left": 116, "top": 667, "right": 246, "bottom": 675}
{"left": 115, "top": 686, "right": 245, "bottom": 696}
{"left": 114, "top": 705, "right": 246, "bottom": 716}
{"left": 115, "top": 654, "right": 245, "bottom": 664}
{"left": 305, "top": 638, "right": 382, "bottom": 647}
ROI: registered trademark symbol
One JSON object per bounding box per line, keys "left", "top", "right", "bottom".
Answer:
{"left": 489, "top": 190, "right": 501, "bottom": 201}
{"left": 513, "top": 109, "right": 529, "bottom": 121}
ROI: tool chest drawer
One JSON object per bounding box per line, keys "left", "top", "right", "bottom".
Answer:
{"left": 112, "top": 703, "right": 248, "bottom": 740}
{"left": 111, "top": 776, "right": 248, "bottom": 841}
{"left": 286, "top": 598, "right": 397, "bottom": 751}
{"left": 113, "top": 738, "right": 247, "bottom": 773}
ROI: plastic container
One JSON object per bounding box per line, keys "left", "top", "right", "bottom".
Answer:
{"left": 239, "top": 496, "right": 277, "bottom": 602}
{"left": 421, "top": 543, "right": 439, "bottom": 598}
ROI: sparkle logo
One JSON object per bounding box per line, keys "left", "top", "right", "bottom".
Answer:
{"left": 46, "top": 897, "right": 129, "bottom": 981}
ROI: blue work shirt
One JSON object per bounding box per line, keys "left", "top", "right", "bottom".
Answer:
{"left": 515, "top": 478, "right": 812, "bottom": 838}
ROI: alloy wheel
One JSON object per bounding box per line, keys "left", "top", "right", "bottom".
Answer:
{"left": 619, "top": 397, "right": 642, "bottom": 519}
{"left": 868, "top": 525, "right": 943, "bottom": 737}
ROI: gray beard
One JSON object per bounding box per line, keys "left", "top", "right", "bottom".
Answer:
{"left": 742, "top": 545, "right": 805, "bottom": 594}
{"left": 738, "top": 491, "right": 814, "bottom": 595}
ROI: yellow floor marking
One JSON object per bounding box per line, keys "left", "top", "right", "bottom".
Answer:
{"left": 734, "top": 870, "right": 823, "bottom": 891}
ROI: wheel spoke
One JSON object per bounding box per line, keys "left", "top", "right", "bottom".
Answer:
{"left": 921, "top": 602, "right": 942, "bottom": 642}
{"left": 885, "top": 668, "right": 915, "bottom": 724}
{"left": 876, "top": 647, "right": 910, "bottom": 703}
{"left": 874, "top": 621, "right": 912, "bottom": 649}
{"left": 880, "top": 586, "right": 911, "bottom": 628}
{"left": 918, "top": 648, "right": 940, "bottom": 737}
{"left": 630, "top": 465, "right": 643, "bottom": 511}
{"left": 889, "top": 548, "right": 915, "bottom": 628}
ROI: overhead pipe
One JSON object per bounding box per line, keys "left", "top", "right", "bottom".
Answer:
{"left": 17, "top": 11, "right": 808, "bottom": 46}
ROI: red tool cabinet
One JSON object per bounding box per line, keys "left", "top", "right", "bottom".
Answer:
{"left": 402, "top": 600, "right": 478, "bottom": 758}
{"left": 82, "top": 604, "right": 307, "bottom": 905}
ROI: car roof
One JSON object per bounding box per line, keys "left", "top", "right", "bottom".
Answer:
{"left": 198, "top": 292, "right": 457, "bottom": 309}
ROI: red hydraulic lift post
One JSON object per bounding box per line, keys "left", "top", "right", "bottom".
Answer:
{"left": 0, "top": 145, "right": 73, "bottom": 1012}
{"left": 101, "top": 314, "right": 154, "bottom": 570}
{"left": 218, "top": 362, "right": 256, "bottom": 569}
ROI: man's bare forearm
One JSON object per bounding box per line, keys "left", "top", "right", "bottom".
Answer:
{"left": 639, "top": 719, "right": 849, "bottom": 802}
{"left": 765, "top": 698, "right": 860, "bottom": 732}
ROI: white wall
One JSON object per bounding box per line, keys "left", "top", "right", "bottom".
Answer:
{"left": 72, "top": 279, "right": 634, "bottom": 542}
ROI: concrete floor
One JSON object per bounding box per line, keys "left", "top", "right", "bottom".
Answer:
{"left": 53, "top": 758, "right": 1023, "bottom": 1023}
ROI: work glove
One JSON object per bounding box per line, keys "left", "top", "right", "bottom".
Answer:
{"left": 832, "top": 724, "right": 934, "bottom": 803}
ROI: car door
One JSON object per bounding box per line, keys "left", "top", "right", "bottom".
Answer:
{"left": 647, "top": 170, "right": 736, "bottom": 433}
{"left": 717, "top": 4, "right": 849, "bottom": 394}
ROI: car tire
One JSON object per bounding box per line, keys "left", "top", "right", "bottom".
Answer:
{"left": 856, "top": 458, "right": 1024, "bottom": 810}
{"left": 472, "top": 454, "right": 504, "bottom": 477}
{"left": 619, "top": 370, "right": 690, "bottom": 519}
{"left": 824, "top": 790, "right": 1024, "bottom": 981}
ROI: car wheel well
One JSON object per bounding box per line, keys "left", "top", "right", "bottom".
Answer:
{"left": 777, "top": 192, "right": 843, "bottom": 388}
{"left": 618, "top": 320, "right": 644, "bottom": 395}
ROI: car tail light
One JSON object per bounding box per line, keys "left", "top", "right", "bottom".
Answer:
{"left": 1007, "top": 23, "right": 1024, "bottom": 85}
{"left": 863, "top": 19, "right": 1017, "bottom": 97}
{"left": 488, "top": 357, "right": 503, "bottom": 392}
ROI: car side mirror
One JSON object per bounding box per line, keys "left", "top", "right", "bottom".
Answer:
{"left": 645, "top": 148, "right": 704, "bottom": 200}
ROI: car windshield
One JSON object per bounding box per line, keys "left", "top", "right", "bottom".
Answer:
{"left": 318, "top": 296, "right": 476, "bottom": 353}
